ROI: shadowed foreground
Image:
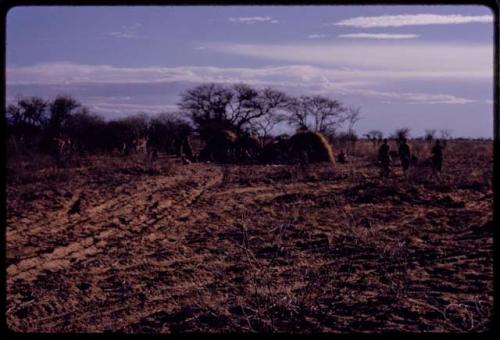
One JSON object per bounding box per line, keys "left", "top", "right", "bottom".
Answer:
{"left": 6, "top": 141, "right": 493, "bottom": 333}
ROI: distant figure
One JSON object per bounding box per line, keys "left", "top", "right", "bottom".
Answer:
{"left": 378, "top": 139, "right": 391, "bottom": 177}
{"left": 431, "top": 139, "right": 444, "bottom": 177}
{"left": 398, "top": 138, "right": 411, "bottom": 175}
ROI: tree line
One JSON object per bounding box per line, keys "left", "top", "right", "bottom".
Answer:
{"left": 6, "top": 83, "right": 364, "bottom": 157}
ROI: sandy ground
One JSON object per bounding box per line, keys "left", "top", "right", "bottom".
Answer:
{"left": 6, "top": 141, "right": 493, "bottom": 333}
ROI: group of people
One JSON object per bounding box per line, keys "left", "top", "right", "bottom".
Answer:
{"left": 378, "top": 138, "right": 443, "bottom": 178}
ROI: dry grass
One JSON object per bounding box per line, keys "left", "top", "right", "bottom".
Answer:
{"left": 6, "top": 140, "right": 493, "bottom": 333}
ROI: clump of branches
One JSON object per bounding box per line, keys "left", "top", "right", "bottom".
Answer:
{"left": 424, "top": 129, "right": 436, "bottom": 144}
{"left": 392, "top": 127, "right": 411, "bottom": 144}
{"left": 364, "top": 130, "right": 383, "bottom": 146}
{"left": 284, "top": 95, "right": 347, "bottom": 135}
{"left": 179, "top": 83, "right": 288, "bottom": 140}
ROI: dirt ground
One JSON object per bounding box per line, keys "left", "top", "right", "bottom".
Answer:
{"left": 5, "top": 140, "right": 494, "bottom": 333}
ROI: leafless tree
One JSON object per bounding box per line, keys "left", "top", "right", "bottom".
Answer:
{"left": 7, "top": 96, "right": 48, "bottom": 130}
{"left": 179, "top": 83, "right": 287, "bottom": 137}
{"left": 364, "top": 130, "right": 384, "bottom": 145}
{"left": 392, "top": 127, "right": 411, "bottom": 143}
{"left": 345, "top": 106, "right": 362, "bottom": 134}
{"left": 439, "top": 129, "right": 452, "bottom": 140}
{"left": 284, "top": 95, "right": 347, "bottom": 134}
{"left": 48, "top": 95, "right": 81, "bottom": 135}
{"left": 439, "top": 129, "right": 452, "bottom": 148}
{"left": 6, "top": 96, "right": 49, "bottom": 152}
{"left": 424, "top": 129, "right": 436, "bottom": 144}
{"left": 248, "top": 112, "right": 284, "bottom": 140}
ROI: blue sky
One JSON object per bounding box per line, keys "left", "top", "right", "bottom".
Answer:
{"left": 6, "top": 5, "right": 495, "bottom": 138}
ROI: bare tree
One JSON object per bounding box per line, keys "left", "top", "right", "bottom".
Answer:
{"left": 345, "top": 106, "right": 362, "bottom": 134}
{"left": 148, "top": 112, "right": 193, "bottom": 155}
{"left": 424, "top": 129, "right": 436, "bottom": 144}
{"left": 6, "top": 96, "right": 49, "bottom": 152}
{"left": 179, "top": 83, "right": 287, "bottom": 138}
{"left": 439, "top": 129, "right": 452, "bottom": 140}
{"left": 248, "top": 113, "right": 282, "bottom": 140}
{"left": 48, "top": 95, "right": 81, "bottom": 136}
{"left": 392, "top": 127, "right": 411, "bottom": 143}
{"left": 122, "top": 113, "right": 150, "bottom": 139}
{"left": 439, "top": 129, "right": 452, "bottom": 148}
{"left": 364, "top": 130, "right": 383, "bottom": 145}
{"left": 7, "top": 96, "right": 48, "bottom": 130}
{"left": 64, "top": 108, "right": 106, "bottom": 154}
{"left": 285, "top": 95, "right": 346, "bottom": 134}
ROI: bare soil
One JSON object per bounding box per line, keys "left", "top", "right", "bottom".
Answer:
{"left": 6, "top": 140, "right": 493, "bottom": 333}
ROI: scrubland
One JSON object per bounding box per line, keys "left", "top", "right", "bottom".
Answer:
{"left": 6, "top": 139, "right": 493, "bottom": 333}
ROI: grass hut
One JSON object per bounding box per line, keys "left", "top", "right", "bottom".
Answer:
{"left": 288, "top": 131, "right": 335, "bottom": 164}
{"left": 199, "top": 129, "right": 237, "bottom": 163}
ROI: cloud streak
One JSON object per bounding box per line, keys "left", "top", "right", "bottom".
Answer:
{"left": 7, "top": 61, "right": 491, "bottom": 89}
{"left": 338, "top": 33, "right": 419, "bottom": 39}
{"left": 347, "top": 89, "right": 476, "bottom": 104}
{"left": 332, "top": 13, "right": 493, "bottom": 28}
{"left": 308, "top": 34, "right": 329, "bottom": 39}
{"left": 7, "top": 62, "right": 479, "bottom": 107}
{"left": 207, "top": 42, "right": 492, "bottom": 75}
{"left": 229, "top": 16, "right": 278, "bottom": 24}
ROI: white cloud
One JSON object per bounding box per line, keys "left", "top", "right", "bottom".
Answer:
{"left": 109, "top": 31, "right": 137, "bottom": 39}
{"left": 6, "top": 62, "right": 480, "bottom": 107}
{"left": 347, "top": 89, "right": 476, "bottom": 104}
{"left": 88, "top": 102, "right": 178, "bottom": 116}
{"left": 308, "top": 34, "right": 329, "bottom": 39}
{"left": 338, "top": 33, "right": 419, "bottom": 39}
{"left": 229, "top": 16, "right": 278, "bottom": 24}
{"left": 7, "top": 61, "right": 491, "bottom": 90}
{"left": 207, "top": 42, "right": 492, "bottom": 76}
{"left": 332, "top": 14, "right": 493, "bottom": 28}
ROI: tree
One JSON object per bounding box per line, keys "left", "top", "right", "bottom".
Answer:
{"left": 424, "top": 129, "right": 436, "bottom": 144}
{"left": 439, "top": 129, "right": 452, "bottom": 140}
{"left": 121, "top": 113, "right": 150, "bottom": 139}
{"left": 48, "top": 95, "right": 81, "bottom": 137}
{"left": 364, "top": 130, "right": 383, "bottom": 145}
{"left": 345, "top": 106, "right": 362, "bottom": 134}
{"left": 248, "top": 114, "right": 280, "bottom": 140}
{"left": 148, "top": 112, "right": 193, "bottom": 155}
{"left": 284, "top": 95, "right": 347, "bottom": 135}
{"left": 6, "top": 96, "right": 48, "bottom": 131}
{"left": 6, "top": 96, "right": 49, "bottom": 151}
{"left": 179, "top": 83, "right": 287, "bottom": 138}
{"left": 392, "top": 127, "right": 411, "bottom": 143}
{"left": 64, "top": 108, "right": 107, "bottom": 153}
{"left": 439, "top": 129, "right": 452, "bottom": 148}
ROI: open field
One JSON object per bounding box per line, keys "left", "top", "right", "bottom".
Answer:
{"left": 6, "top": 140, "right": 493, "bottom": 333}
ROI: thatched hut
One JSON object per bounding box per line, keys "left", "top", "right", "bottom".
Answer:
{"left": 199, "top": 129, "right": 237, "bottom": 163}
{"left": 288, "top": 131, "right": 335, "bottom": 164}
{"left": 234, "top": 134, "right": 262, "bottom": 161}
{"left": 260, "top": 134, "right": 290, "bottom": 164}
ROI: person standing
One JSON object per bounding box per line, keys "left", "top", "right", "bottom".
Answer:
{"left": 431, "top": 139, "right": 444, "bottom": 178}
{"left": 378, "top": 139, "right": 391, "bottom": 178}
{"left": 398, "top": 138, "right": 411, "bottom": 176}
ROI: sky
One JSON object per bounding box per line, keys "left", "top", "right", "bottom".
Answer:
{"left": 6, "top": 5, "right": 495, "bottom": 138}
